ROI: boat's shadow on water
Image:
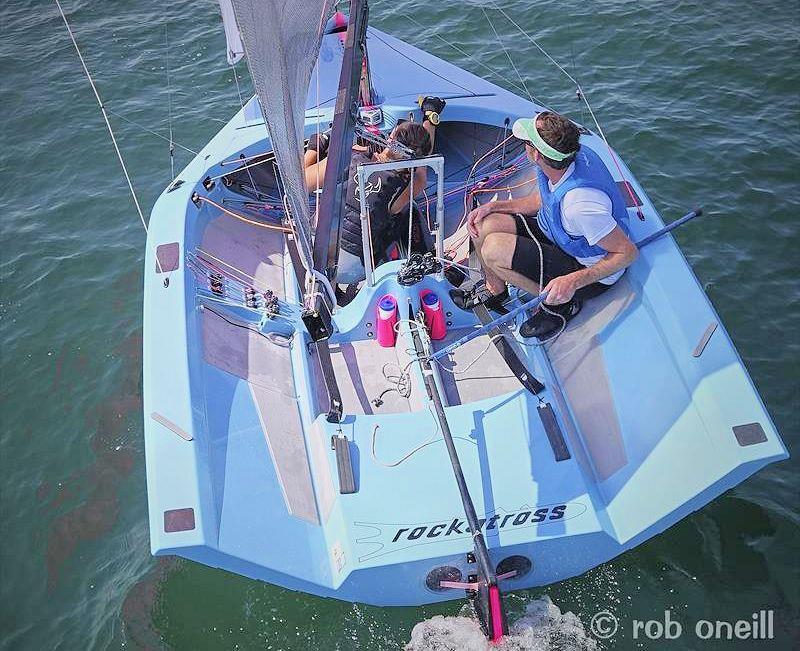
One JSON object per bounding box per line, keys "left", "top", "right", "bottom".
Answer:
{"left": 40, "top": 322, "right": 142, "bottom": 592}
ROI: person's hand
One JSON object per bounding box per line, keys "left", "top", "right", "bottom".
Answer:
{"left": 466, "top": 203, "right": 492, "bottom": 238}
{"left": 418, "top": 96, "right": 446, "bottom": 125}
{"left": 543, "top": 274, "right": 579, "bottom": 305}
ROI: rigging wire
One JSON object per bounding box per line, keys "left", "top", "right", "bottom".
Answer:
{"left": 104, "top": 108, "right": 198, "bottom": 155}
{"left": 230, "top": 59, "right": 261, "bottom": 195}
{"left": 164, "top": 23, "right": 175, "bottom": 179}
{"left": 486, "top": 0, "right": 644, "bottom": 219}
{"left": 479, "top": 5, "right": 539, "bottom": 107}
{"left": 54, "top": 1, "right": 154, "bottom": 244}
{"left": 372, "top": 7, "right": 531, "bottom": 99}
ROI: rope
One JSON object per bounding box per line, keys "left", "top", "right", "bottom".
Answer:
{"left": 201, "top": 304, "right": 294, "bottom": 343}
{"left": 433, "top": 332, "right": 504, "bottom": 376}
{"left": 371, "top": 404, "right": 442, "bottom": 468}
{"left": 194, "top": 195, "right": 292, "bottom": 232}
{"left": 516, "top": 214, "right": 567, "bottom": 345}
{"left": 195, "top": 248, "right": 266, "bottom": 289}
{"left": 407, "top": 168, "right": 414, "bottom": 260}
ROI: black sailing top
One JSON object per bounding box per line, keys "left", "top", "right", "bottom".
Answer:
{"left": 340, "top": 151, "right": 409, "bottom": 261}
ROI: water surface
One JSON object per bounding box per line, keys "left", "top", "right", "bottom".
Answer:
{"left": 1, "top": 1, "right": 797, "bottom": 649}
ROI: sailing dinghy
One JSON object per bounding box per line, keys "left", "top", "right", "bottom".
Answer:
{"left": 141, "top": 1, "right": 788, "bottom": 639}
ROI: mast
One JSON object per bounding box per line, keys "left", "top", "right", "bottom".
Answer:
{"left": 312, "top": 0, "right": 369, "bottom": 289}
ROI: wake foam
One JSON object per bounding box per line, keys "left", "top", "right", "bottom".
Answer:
{"left": 405, "top": 596, "right": 597, "bottom": 651}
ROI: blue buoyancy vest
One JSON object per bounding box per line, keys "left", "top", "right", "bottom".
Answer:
{"left": 536, "top": 145, "right": 630, "bottom": 259}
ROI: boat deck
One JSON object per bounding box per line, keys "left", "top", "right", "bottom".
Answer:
{"left": 142, "top": 23, "right": 786, "bottom": 606}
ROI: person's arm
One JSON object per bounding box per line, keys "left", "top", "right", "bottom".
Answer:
{"left": 543, "top": 226, "right": 638, "bottom": 303}
{"left": 304, "top": 157, "right": 327, "bottom": 193}
{"left": 389, "top": 167, "right": 427, "bottom": 215}
{"left": 467, "top": 189, "right": 541, "bottom": 237}
{"left": 303, "top": 132, "right": 330, "bottom": 192}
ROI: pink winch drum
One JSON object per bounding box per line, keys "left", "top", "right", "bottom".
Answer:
{"left": 376, "top": 294, "right": 399, "bottom": 347}
{"left": 419, "top": 289, "right": 447, "bottom": 340}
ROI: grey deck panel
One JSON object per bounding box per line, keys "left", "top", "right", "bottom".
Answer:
{"left": 431, "top": 327, "right": 521, "bottom": 405}
{"left": 545, "top": 277, "right": 637, "bottom": 481}
{"left": 201, "top": 304, "right": 323, "bottom": 525}
{"left": 327, "top": 339, "right": 425, "bottom": 414}
{"left": 201, "top": 213, "right": 287, "bottom": 299}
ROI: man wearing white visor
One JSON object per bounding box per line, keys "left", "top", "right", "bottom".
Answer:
{"left": 450, "top": 111, "right": 638, "bottom": 338}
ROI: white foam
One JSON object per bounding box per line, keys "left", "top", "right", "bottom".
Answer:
{"left": 404, "top": 597, "right": 597, "bottom": 651}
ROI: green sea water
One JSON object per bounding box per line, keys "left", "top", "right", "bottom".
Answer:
{"left": 1, "top": 1, "right": 798, "bottom": 649}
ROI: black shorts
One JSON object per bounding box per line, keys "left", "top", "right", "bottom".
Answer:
{"left": 510, "top": 214, "right": 611, "bottom": 301}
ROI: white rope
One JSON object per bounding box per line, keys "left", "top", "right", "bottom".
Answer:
{"left": 310, "top": 269, "right": 337, "bottom": 307}
{"left": 54, "top": 0, "right": 163, "bottom": 273}
{"left": 434, "top": 332, "right": 504, "bottom": 375}
{"left": 517, "top": 214, "right": 567, "bottom": 345}
{"left": 433, "top": 256, "right": 482, "bottom": 274}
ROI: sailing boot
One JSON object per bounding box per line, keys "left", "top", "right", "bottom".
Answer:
{"left": 450, "top": 285, "right": 509, "bottom": 313}
{"left": 520, "top": 299, "right": 582, "bottom": 339}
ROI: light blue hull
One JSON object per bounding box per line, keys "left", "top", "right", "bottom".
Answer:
{"left": 142, "top": 26, "right": 787, "bottom": 606}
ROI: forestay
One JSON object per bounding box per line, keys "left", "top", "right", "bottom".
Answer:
{"left": 229, "top": 0, "right": 336, "bottom": 272}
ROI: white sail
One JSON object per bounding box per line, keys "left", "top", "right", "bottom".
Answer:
{"left": 218, "top": 0, "right": 244, "bottom": 65}
{"left": 230, "top": 0, "right": 336, "bottom": 272}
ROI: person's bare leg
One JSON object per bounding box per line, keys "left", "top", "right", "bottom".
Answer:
{"left": 480, "top": 232, "right": 544, "bottom": 297}
{"left": 472, "top": 213, "right": 517, "bottom": 294}
{"left": 304, "top": 149, "right": 319, "bottom": 168}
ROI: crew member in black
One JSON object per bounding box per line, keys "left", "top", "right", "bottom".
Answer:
{"left": 303, "top": 97, "right": 445, "bottom": 286}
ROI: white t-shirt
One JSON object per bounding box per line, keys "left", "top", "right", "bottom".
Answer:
{"left": 548, "top": 164, "right": 624, "bottom": 285}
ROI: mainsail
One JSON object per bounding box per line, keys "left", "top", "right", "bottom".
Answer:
{"left": 229, "top": 0, "right": 336, "bottom": 272}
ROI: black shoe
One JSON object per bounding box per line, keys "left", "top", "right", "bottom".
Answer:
{"left": 520, "top": 299, "right": 582, "bottom": 339}
{"left": 444, "top": 264, "right": 467, "bottom": 287}
{"left": 449, "top": 285, "right": 509, "bottom": 312}
{"left": 335, "top": 283, "right": 360, "bottom": 307}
